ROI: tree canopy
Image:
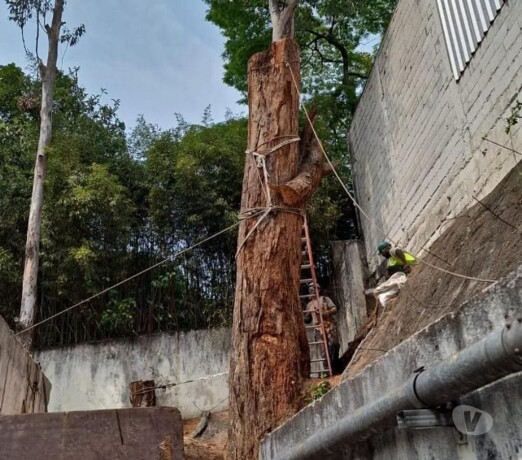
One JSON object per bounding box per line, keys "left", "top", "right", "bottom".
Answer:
{"left": 204, "top": 0, "right": 396, "bottom": 122}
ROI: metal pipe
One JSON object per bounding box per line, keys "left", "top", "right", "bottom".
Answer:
{"left": 271, "top": 320, "right": 522, "bottom": 460}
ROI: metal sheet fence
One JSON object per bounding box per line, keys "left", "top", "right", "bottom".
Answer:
{"left": 436, "top": 0, "right": 505, "bottom": 80}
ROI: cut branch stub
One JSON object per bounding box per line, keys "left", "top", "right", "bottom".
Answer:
{"left": 129, "top": 380, "right": 156, "bottom": 407}
{"left": 269, "top": 105, "right": 327, "bottom": 207}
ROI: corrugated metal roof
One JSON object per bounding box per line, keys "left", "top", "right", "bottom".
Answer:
{"left": 436, "top": 0, "right": 505, "bottom": 80}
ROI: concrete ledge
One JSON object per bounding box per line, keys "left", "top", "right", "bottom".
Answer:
{"left": 0, "top": 407, "right": 184, "bottom": 459}
{"left": 260, "top": 264, "right": 522, "bottom": 460}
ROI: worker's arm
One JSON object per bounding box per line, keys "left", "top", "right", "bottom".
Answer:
{"left": 394, "top": 248, "right": 408, "bottom": 265}
{"left": 323, "top": 297, "right": 337, "bottom": 316}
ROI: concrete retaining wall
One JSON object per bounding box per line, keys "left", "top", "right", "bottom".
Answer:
{"left": 331, "top": 241, "right": 368, "bottom": 354}
{"left": 0, "top": 315, "right": 50, "bottom": 415}
{"left": 36, "top": 328, "right": 231, "bottom": 420}
{"left": 349, "top": 0, "right": 522, "bottom": 273}
{"left": 260, "top": 264, "right": 522, "bottom": 460}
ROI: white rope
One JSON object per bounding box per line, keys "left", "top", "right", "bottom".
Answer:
{"left": 236, "top": 137, "right": 302, "bottom": 258}
{"left": 252, "top": 152, "right": 273, "bottom": 207}
{"left": 131, "top": 371, "right": 230, "bottom": 395}
{"left": 236, "top": 207, "right": 272, "bottom": 258}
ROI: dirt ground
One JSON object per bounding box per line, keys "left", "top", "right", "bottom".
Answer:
{"left": 183, "top": 410, "right": 229, "bottom": 460}
{"left": 182, "top": 375, "right": 343, "bottom": 458}
{"left": 345, "top": 163, "right": 522, "bottom": 378}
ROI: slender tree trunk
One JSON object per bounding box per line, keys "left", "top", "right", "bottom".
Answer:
{"left": 18, "top": 0, "right": 64, "bottom": 348}
{"left": 269, "top": 0, "right": 299, "bottom": 41}
{"left": 227, "top": 38, "right": 312, "bottom": 460}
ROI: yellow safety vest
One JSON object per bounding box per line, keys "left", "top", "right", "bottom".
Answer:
{"left": 388, "top": 251, "right": 416, "bottom": 267}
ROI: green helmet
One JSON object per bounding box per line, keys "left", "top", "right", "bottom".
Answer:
{"left": 377, "top": 241, "right": 391, "bottom": 253}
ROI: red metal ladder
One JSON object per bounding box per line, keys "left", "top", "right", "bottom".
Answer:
{"left": 299, "top": 213, "right": 333, "bottom": 377}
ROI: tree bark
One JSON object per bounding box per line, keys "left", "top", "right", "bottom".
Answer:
{"left": 227, "top": 38, "right": 328, "bottom": 460}
{"left": 269, "top": 0, "right": 299, "bottom": 41}
{"left": 18, "top": 0, "right": 64, "bottom": 348}
{"left": 129, "top": 380, "right": 157, "bottom": 407}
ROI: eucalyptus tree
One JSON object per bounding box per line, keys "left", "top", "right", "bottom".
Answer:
{"left": 5, "top": 0, "right": 84, "bottom": 347}
{"left": 213, "top": 2, "right": 397, "bottom": 457}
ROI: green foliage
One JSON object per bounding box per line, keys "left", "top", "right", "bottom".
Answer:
{"left": 203, "top": 0, "right": 396, "bottom": 106}
{"left": 146, "top": 116, "right": 246, "bottom": 243}
{"left": 99, "top": 291, "right": 136, "bottom": 336}
{"left": 0, "top": 63, "right": 248, "bottom": 346}
{"left": 5, "top": 0, "right": 54, "bottom": 29}
{"left": 0, "top": 59, "right": 355, "bottom": 347}
{"left": 0, "top": 64, "right": 40, "bottom": 321}
{"left": 0, "top": 63, "right": 135, "bottom": 337}
{"left": 307, "top": 380, "right": 332, "bottom": 402}
{"left": 204, "top": 1, "right": 271, "bottom": 95}
{"left": 5, "top": 0, "right": 85, "bottom": 51}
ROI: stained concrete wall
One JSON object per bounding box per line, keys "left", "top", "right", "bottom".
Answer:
{"left": 260, "top": 264, "right": 522, "bottom": 460}
{"left": 349, "top": 0, "right": 522, "bottom": 273}
{"left": 0, "top": 315, "right": 50, "bottom": 415}
{"left": 36, "top": 327, "right": 230, "bottom": 420}
{"left": 331, "top": 241, "right": 368, "bottom": 354}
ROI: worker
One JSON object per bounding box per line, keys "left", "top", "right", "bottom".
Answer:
{"left": 377, "top": 241, "right": 417, "bottom": 276}
{"left": 307, "top": 282, "right": 340, "bottom": 374}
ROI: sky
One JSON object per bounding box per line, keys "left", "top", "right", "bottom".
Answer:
{"left": 0, "top": 0, "right": 245, "bottom": 131}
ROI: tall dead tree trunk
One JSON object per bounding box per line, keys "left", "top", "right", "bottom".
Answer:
{"left": 227, "top": 35, "right": 331, "bottom": 459}
{"left": 18, "top": 0, "right": 65, "bottom": 348}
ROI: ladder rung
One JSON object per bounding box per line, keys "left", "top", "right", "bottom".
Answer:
{"left": 305, "top": 325, "right": 318, "bottom": 329}
{"left": 311, "top": 370, "right": 330, "bottom": 375}
{"left": 309, "top": 341, "right": 325, "bottom": 345}
{"left": 300, "top": 294, "right": 314, "bottom": 299}
{"left": 311, "top": 364, "right": 330, "bottom": 370}
{"left": 302, "top": 309, "right": 317, "bottom": 314}
{"left": 300, "top": 278, "right": 313, "bottom": 284}
{"left": 301, "top": 264, "right": 311, "bottom": 269}
{"left": 301, "top": 237, "right": 307, "bottom": 242}
{"left": 310, "top": 358, "right": 327, "bottom": 363}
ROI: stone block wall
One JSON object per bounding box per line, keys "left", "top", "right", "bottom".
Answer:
{"left": 349, "top": 0, "right": 522, "bottom": 272}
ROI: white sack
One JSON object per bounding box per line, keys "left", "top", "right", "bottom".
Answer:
{"left": 373, "top": 272, "right": 407, "bottom": 307}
